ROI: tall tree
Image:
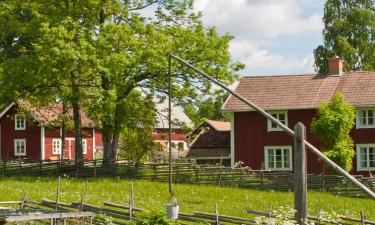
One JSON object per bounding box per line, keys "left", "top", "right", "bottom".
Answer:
{"left": 0, "top": 0, "right": 243, "bottom": 164}
{"left": 314, "top": 0, "right": 375, "bottom": 73}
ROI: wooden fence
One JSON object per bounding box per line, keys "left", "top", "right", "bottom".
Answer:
{"left": 1, "top": 197, "right": 374, "bottom": 225}
{"left": 1, "top": 159, "right": 374, "bottom": 198}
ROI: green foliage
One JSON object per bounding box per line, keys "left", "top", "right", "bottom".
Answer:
{"left": 314, "top": 0, "right": 375, "bottom": 73}
{"left": 117, "top": 91, "right": 157, "bottom": 164}
{"left": 0, "top": 0, "right": 243, "bottom": 161}
{"left": 311, "top": 92, "right": 355, "bottom": 171}
{"left": 183, "top": 90, "right": 229, "bottom": 126}
{"left": 131, "top": 211, "right": 172, "bottom": 225}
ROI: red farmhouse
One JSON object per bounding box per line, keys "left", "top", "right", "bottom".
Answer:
{"left": 223, "top": 58, "right": 375, "bottom": 175}
{"left": 0, "top": 102, "right": 102, "bottom": 161}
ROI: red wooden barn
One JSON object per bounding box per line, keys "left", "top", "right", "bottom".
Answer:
{"left": 0, "top": 102, "right": 103, "bottom": 161}
{"left": 222, "top": 58, "right": 375, "bottom": 175}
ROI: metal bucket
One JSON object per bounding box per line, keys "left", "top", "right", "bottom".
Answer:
{"left": 166, "top": 203, "right": 179, "bottom": 220}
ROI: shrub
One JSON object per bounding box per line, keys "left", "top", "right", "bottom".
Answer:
{"left": 132, "top": 211, "right": 173, "bottom": 225}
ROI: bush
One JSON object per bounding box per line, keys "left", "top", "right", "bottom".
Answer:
{"left": 132, "top": 211, "right": 173, "bottom": 225}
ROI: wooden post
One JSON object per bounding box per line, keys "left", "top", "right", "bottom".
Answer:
{"left": 294, "top": 122, "right": 307, "bottom": 222}
{"left": 360, "top": 211, "right": 365, "bottom": 225}
{"left": 129, "top": 182, "right": 134, "bottom": 221}
{"left": 317, "top": 209, "right": 321, "bottom": 225}
{"left": 84, "top": 178, "right": 88, "bottom": 204}
{"left": 93, "top": 160, "right": 97, "bottom": 178}
{"left": 3, "top": 160, "right": 6, "bottom": 176}
{"left": 55, "top": 176, "right": 61, "bottom": 210}
{"left": 215, "top": 204, "right": 220, "bottom": 225}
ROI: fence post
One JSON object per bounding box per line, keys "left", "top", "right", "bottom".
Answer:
{"left": 294, "top": 122, "right": 307, "bottom": 223}
{"left": 3, "top": 160, "right": 6, "bottom": 176}
{"left": 360, "top": 211, "right": 365, "bottom": 225}
{"left": 94, "top": 160, "right": 97, "bottom": 178}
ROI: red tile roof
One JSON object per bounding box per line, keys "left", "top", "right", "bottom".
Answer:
{"left": 19, "top": 101, "right": 95, "bottom": 127}
{"left": 206, "top": 120, "right": 231, "bottom": 131}
{"left": 222, "top": 71, "right": 375, "bottom": 111}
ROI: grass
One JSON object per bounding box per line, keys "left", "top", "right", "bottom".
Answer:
{"left": 0, "top": 177, "right": 375, "bottom": 220}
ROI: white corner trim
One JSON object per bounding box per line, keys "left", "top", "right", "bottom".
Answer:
{"left": 0, "top": 103, "right": 15, "bottom": 119}
{"left": 41, "top": 126, "right": 45, "bottom": 160}
{"left": 230, "top": 112, "right": 235, "bottom": 168}
{"left": 92, "top": 128, "right": 96, "bottom": 160}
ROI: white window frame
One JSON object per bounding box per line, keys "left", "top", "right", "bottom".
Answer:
{"left": 52, "top": 138, "right": 61, "bottom": 155}
{"left": 356, "top": 108, "right": 375, "bottom": 129}
{"left": 14, "top": 139, "right": 26, "bottom": 156}
{"left": 264, "top": 146, "right": 292, "bottom": 171}
{"left": 356, "top": 144, "right": 375, "bottom": 171}
{"left": 267, "top": 111, "right": 288, "bottom": 132}
{"left": 82, "top": 139, "right": 87, "bottom": 154}
{"left": 15, "top": 114, "right": 26, "bottom": 130}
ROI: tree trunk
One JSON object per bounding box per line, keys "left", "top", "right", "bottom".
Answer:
{"left": 60, "top": 102, "right": 68, "bottom": 164}
{"left": 102, "top": 126, "right": 113, "bottom": 164}
{"left": 71, "top": 71, "right": 83, "bottom": 165}
{"left": 111, "top": 133, "right": 120, "bottom": 161}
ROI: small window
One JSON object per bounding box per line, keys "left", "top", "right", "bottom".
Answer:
{"left": 356, "top": 108, "right": 375, "bottom": 128}
{"left": 82, "top": 139, "right": 87, "bottom": 154}
{"left": 267, "top": 111, "right": 288, "bottom": 131}
{"left": 356, "top": 144, "right": 375, "bottom": 171}
{"left": 52, "top": 139, "right": 61, "bottom": 155}
{"left": 14, "top": 139, "right": 26, "bottom": 156}
{"left": 15, "top": 114, "right": 26, "bottom": 130}
{"left": 264, "top": 146, "right": 292, "bottom": 171}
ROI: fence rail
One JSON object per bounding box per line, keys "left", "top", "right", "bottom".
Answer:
{"left": 1, "top": 159, "right": 374, "bottom": 198}
{"left": 1, "top": 197, "right": 374, "bottom": 225}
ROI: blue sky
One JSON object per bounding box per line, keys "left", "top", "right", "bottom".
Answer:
{"left": 194, "top": 0, "right": 326, "bottom": 76}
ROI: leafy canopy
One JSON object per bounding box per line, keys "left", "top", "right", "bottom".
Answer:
{"left": 311, "top": 92, "right": 355, "bottom": 171}
{"left": 314, "top": 0, "right": 375, "bottom": 73}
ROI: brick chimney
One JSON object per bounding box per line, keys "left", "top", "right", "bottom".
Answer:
{"left": 328, "top": 57, "right": 344, "bottom": 76}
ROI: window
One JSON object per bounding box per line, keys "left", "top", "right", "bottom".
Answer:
{"left": 52, "top": 139, "right": 61, "bottom": 154}
{"left": 356, "top": 144, "right": 375, "bottom": 171}
{"left": 356, "top": 108, "right": 375, "bottom": 128}
{"left": 82, "top": 139, "right": 87, "bottom": 154}
{"left": 267, "top": 111, "right": 288, "bottom": 131}
{"left": 15, "top": 114, "right": 26, "bottom": 130}
{"left": 14, "top": 139, "right": 26, "bottom": 156}
{"left": 264, "top": 146, "right": 292, "bottom": 171}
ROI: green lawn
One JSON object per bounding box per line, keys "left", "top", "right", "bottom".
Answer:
{"left": 0, "top": 177, "right": 374, "bottom": 220}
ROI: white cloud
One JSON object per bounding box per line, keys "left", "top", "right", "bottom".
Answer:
{"left": 230, "top": 39, "right": 315, "bottom": 75}
{"left": 194, "top": 0, "right": 323, "bottom": 38}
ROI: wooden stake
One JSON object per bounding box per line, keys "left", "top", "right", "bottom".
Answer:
{"left": 55, "top": 176, "right": 60, "bottom": 210}
{"left": 215, "top": 204, "right": 219, "bottom": 225}
{"left": 294, "top": 123, "right": 307, "bottom": 222}
{"left": 360, "top": 211, "right": 365, "bottom": 225}
{"left": 84, "top": 178, "right": 88, "bottom": 204}
{"left": 129, "top": 182, "right": 134, "bottom": 221}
